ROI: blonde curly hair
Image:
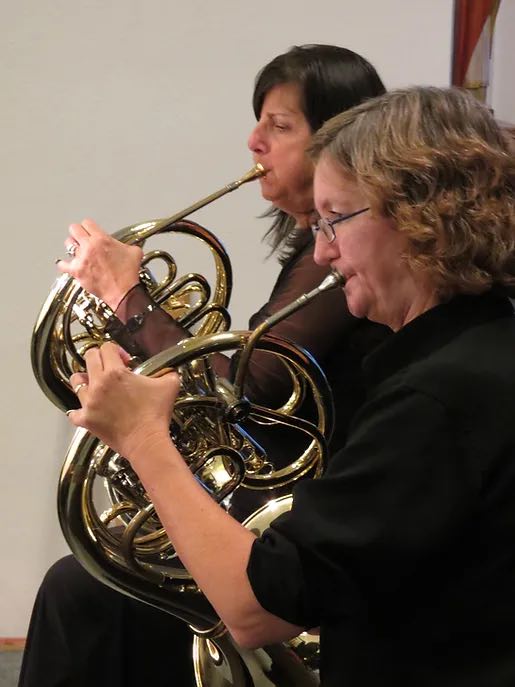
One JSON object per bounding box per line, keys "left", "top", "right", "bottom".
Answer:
{"left": 310, "top": 86, "right": 515, "bottom": 298}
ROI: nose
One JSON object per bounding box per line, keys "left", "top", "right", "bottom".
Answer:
{"left": 247, "top": 120, "right": 267, "bottom": 155}
{"left": 313, "top": 231, "right": 339, "bottom": 266}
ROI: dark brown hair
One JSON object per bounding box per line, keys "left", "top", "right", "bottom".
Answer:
{"left": 253, "top": 44, "right": 385, "bottom": 262}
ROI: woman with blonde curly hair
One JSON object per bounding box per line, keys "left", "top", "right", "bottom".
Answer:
{"left": 68, "top": 87, "right": 515, "bottom": 686}
{"left": 311, "top": 85, "right": 515, "bottom": 308}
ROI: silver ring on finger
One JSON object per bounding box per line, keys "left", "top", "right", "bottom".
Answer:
{"left": 66, "top": 243, "right": 78, "bottom": 257}
{"left": 73, "top": 382, "right": 88, "bottom": 395}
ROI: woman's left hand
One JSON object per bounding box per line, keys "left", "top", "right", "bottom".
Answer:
{"left": 68, "top": 342, "right": 180, "bottom": 460}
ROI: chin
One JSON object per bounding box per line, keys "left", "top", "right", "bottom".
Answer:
{"left": 347, "top": 305, "right": 367, "bottom": 320}
{"left": 259, "top": 176, "right": 283, "bottom": 202}
{"left": 258, "top": 181, "right": 273, "bottom": 201}
{"left": 345, "top": 290, "right": 368, "bottom": 321}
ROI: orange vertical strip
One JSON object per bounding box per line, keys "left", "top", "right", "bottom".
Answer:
{"left": 452, "top": 0, "right": 498, "bottom": 86}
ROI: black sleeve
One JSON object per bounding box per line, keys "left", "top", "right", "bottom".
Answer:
{"left": 247, "top": 383, "right": 478, "bottom": 628}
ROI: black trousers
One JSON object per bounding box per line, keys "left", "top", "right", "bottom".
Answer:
{"left": 18, "top": 555, "right": 195, "bottom": 687}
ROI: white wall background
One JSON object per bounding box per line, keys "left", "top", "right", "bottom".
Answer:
{"left": 0, "top": 0, "right": 510, "bottom": 636}
{"left": 491, "top": 0, "right": 515, "bottom": 122}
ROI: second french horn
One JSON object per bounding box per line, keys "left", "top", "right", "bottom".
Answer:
{"left": 31, "top": 165, "right": 342, "bottom": 686}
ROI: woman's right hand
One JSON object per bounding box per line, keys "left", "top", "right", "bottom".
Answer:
{"left": 57, "top": 218, "right": 143, "bottom": 310}
{"left": 68, "top": 342, "right": 180, "bottom": 462}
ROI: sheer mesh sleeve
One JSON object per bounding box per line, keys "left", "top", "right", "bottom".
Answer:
{"left": 112, "top": 284, "right": 192, "bottom": 358}
{"left": 106, "top": 240, "right": 357, "bottom": 407}
{"left": 233, "top": 241, "right": 359, "bottom": 406}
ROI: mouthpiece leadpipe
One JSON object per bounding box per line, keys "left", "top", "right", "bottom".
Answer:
{"left": 137, "top": 163, "right": 266, "bottom": 240}
{"left": 232, "top": 270, "right": 344, "bottom": 397}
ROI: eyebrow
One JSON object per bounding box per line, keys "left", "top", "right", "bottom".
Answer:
{"left": 266, "top": 110, "right": 298, "bottom": 118}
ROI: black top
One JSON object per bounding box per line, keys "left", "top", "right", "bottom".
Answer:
{"left": 248, "top": 291, "right": 515, "bottom": 687}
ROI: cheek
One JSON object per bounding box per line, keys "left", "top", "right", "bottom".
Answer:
{"left": 276, "top": 140, "right": 310, "bottom": 169}
{"left": 352, "top": 259, "right": 401, "bottom": 311}
{"left": 286, "top": 153, "right": 313, "bottom": 189}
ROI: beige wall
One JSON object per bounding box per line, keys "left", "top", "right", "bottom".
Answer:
{"left": 491, "top": 0, "right": 515, "bottom": 123}
{"left": 1, "top": 0, "right": 457, "bottom": 635}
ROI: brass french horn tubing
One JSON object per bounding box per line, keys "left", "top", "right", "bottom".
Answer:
{"left": 113, "top": 163, "right": 265, "bottom": 242}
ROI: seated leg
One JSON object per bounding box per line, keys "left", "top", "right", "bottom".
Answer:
{"left": 18, "top": 555, "right": 195, "bottom": 687}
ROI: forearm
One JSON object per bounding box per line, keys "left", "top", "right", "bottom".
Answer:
{"left": 111, "top": 285, "right": 232, "bottom": 379}
{"left": 129, "top": 435, "right": 302, "bottom": 647}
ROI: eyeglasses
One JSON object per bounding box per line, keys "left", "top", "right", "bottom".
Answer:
{"left": 311, "top": 207, "right": 369, "bottom": 243}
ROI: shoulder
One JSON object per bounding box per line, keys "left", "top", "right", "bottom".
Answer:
{"left": 364, "top": 316, "right": 515, "bottom": 463}
{"left": 406, "top": 314, "right": 515, "bottom": 402}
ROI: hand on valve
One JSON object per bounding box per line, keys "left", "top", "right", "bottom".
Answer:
{"left": 68, "top": 342, "right": 179, "bottom": 463}
{"left": 57, "top": 219, "right": 143, "bottom": 310}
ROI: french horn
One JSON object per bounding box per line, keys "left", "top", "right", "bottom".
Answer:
{"left": 31, "top": 164, "right": 264, "bottom": 412}
{"left": 57, "top": 272, "right": 342, "bottom": 687}
{"left": 31, "top": 164, "right": 342, "bottom": 685}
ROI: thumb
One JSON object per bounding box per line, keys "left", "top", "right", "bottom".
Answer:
{"left": 153, "top": 368, "right": 181, "bottom": 389}
{"left": 152, "top": 369, "right": 182, "bottom": 410}
{"left": 56, "top": 259, "right": 73, "bottom": 274}
{"left": 117, "top": 346, "right": 132, "bottom": 366}
{"left": 66, "top": 408, "right": 86, "bottom": 428}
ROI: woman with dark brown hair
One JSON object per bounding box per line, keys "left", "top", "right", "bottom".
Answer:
{"left": 19, "top": 45, "right": 388, "bottom": 687}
